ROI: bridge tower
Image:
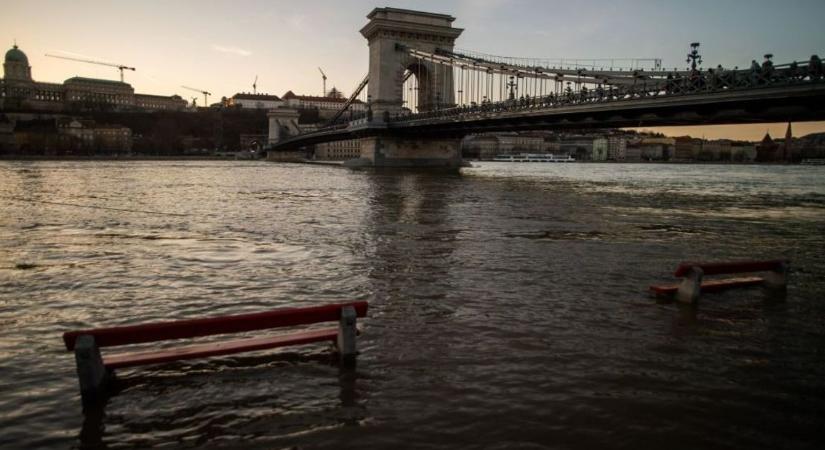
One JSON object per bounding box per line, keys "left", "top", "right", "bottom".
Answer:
{"left": 360, "top": 8, "right": 463, "bottom": 117}
{"left": 352, "top": 8, "right": 465, "bottom": 168}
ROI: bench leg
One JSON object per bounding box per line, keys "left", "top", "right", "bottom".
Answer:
{"left": 74, "top": 335, "right": 110, "bottom": 408}
{"left": 337, "top": 306, "right": 357, "bottom": 367}
{"left": 677, "top": 267, "right": 703, "bottom": 305}
{"left": 763, "top": 261, "right": 789, "bottom": 290}
{"left": 763, "top": 261, "right": 789, "bottom": 298}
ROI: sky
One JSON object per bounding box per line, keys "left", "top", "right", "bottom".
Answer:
{"left": 3, "top": 0, "right": 825, "bottom": 140}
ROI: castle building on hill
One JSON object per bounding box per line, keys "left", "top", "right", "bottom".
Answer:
{"left": 225, "top": 93, "right": 284, "bottom": 109}
{"left": 1, "top": 44, "right": 187, "bottom": 112}
{"left": 281, "top": 90, "right": 367, "bottom": 120}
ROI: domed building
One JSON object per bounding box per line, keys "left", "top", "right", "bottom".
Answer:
{"left": 1, "top": 43, "right": 186, "bottom": 112}
{"left": 4, "top": 44, "right": 32, "bottom": 81}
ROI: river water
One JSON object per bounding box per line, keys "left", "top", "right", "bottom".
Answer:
{"left": 1, "top": 161, "right": 823, "bottom": 449}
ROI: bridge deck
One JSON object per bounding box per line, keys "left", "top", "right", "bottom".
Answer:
{"left": 271, "top": 82, "right": 825, "bottom": 151}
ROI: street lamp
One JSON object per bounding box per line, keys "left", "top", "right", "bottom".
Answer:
{"left": 687, "top": 42, "right": 703, "bottom": 72}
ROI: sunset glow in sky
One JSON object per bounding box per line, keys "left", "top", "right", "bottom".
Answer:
{"left": 3, "top": 0, "right": 825, "bottom": 140}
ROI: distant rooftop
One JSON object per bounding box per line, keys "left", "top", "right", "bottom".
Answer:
{"left": 64, "top": 76, "right": 131, "bottom": 87}
{"left": 136, "top": 93, "right": 185, "bottom": 100}
{"left": 232, "top": 93, "right": 282, "bottom": 101}
{"left": 282, "top": 90, "right": 362, "bottom": 104}
{"left": 5, "top": 44, "right": 28, "bottom": 64}
{"left": 366, "top": 7, "right": 456, "bottom": 22}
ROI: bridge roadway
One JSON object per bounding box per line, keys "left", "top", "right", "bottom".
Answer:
{"left": 270, "top": 82, "right": 825, "bottom": 151}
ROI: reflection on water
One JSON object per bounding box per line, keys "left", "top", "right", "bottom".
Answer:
{"left": 0, "top": 161, "right": 824, "bottom": 449}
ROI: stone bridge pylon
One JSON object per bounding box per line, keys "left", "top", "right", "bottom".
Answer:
{"left": 361, "top": 8, "right": 463, "bottom": 117}
{"left": 352, "top": 8, "right": 465, "bottom": 167}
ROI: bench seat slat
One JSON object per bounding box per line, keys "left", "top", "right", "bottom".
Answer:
{"left": 650, "top": 276, "right": 765, "bottom": 297}
{"left": 63, "top": 301, "right": 368, "bottom": 351}
{"left": 103, "top": 328, "right": 339, "bottom": 369}
{"left": 673, "top": 260, "right": 786, "bottom": 277}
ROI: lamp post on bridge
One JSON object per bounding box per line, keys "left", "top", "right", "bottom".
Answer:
{"left": 507, "top": 76, "right": 517, "bottom": 100}
{"left": 687, "top": 42, "right": 703, "bottom": 73}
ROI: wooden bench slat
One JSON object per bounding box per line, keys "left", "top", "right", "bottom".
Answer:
{"left": 650, "top": 276, "right": 765, "bottom": 296}
{"left": 63, "top": 301, "right": 368, "bottom": 351}
{"left": 673, "top": 260, "right": 786, "bottom": 277}
{"left": 102, "top": 328, "right": 339, "bottom": 369}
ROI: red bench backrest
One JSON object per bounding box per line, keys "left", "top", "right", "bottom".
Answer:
{"left": 674, "top": 260, "right": 787, "bottom": 277}
{"left": 63, "top": 301, "right": 368, "bottom": 351}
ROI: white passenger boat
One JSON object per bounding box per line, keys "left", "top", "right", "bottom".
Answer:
{"left": 492, "top": 153, "right": 576, "bottom": 162}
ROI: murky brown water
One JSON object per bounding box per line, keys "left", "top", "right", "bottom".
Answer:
{"left": 1, "top": 161, "right": 824, "bottom": 449}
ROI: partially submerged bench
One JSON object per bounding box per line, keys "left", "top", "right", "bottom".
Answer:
{"left": 63, "top": 301, "right": 368, "bottom": 406}
{"left": 649, "top": 260, "right": 789, "bottom": 304}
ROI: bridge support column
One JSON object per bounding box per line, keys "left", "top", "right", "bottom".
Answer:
{"left": 267, "top": 108, "right": 301, "bottom": 146}
{"left": 347, "top": 135, "right": 463, "bottom": 168}
{"left": 267, "top": 108, "right": 309, "bottom": 162}
{"left": 360, "top": 8, "right": 463, "bottom": 117}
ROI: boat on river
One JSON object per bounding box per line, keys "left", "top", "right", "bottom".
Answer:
{"left": 492, "top": 153, "right": 576, "bottom": 163}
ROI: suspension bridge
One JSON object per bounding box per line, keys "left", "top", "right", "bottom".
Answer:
{"left": 267, "top": 7, "right": 825, "bottom": 167}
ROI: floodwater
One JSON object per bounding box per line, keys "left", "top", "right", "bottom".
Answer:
{"left": 1, "top": 161, "right": 824, "bottom": 449}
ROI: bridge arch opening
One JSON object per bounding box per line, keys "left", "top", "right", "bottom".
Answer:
{"left": 402, "top": 61, "right": 435, "bottom": 113}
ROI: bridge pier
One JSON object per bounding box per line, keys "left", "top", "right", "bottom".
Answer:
{"left": 346, "top": 135, "right": 463, "bottom": 168}
{"left": 267, "top": 108, "right": 310, "bottom": 162}
{"left": 267, "top": 108, "right": 301, "bottom": 146}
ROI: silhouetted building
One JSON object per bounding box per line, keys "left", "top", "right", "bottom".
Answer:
{"left": 639, "top": 137, "right": 675, "bottom": 160}
{"left": 462, "top": 132, "right": 554, "bottom": 159}
{"left": 607, "top": 136, "right": 627, "bottom": 161}
{"left": 1, "top": 43, "right": 187, "bottom": 112}
{"left": 281, "top": 90, "right": 366, "bottom": 120}
{"left": 731, "top": 144, "right": 757, "bottom": 162}
{"left": 777, "top": 122, "right": 798, "bottom": 161}
{"left": 226, "top": 93, "right": 284, "bottom": 109}
{"left": 13, "top": 119, "right": 60, "bottom": 155}
{"left": 757, "top": 132, "right": 782, "bottom": 162}
{"left": 696, "top": 140, "right": 732, "bottom": 161}
{"left": 10, "top": 117, "right": 132, "bottom": 155}
{"left": 674, "top": 136, "right": 702, "bottom": 161}
{"left": 134, "top": 93, "right": 189, "bottom": 111}
{"left": 553, "top": 135, "right": 610, "bottom": 161}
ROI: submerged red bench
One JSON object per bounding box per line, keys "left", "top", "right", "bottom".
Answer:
{"left": 649, "top": 260, "right": 789, "bottom": 304}
{"left": 63, "top": 301, "right": 368, "bottom": 406}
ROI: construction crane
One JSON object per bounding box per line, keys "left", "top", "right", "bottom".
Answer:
{"left": 181, "top": 86, "right": 211, "bottom": 107}
{"left": 318, "top": 67, "right": 327, "bottom": 96}
{"left": 253, "top": 75, "right": 258, "bottom": 95}
{"left": 45, "top": 53, "right": 135, "bottom": 82}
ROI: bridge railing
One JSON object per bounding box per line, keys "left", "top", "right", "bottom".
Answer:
{"left": 388, "top": 56, "right": 824, "bottom": 123}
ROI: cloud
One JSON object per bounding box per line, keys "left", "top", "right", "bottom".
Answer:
{"left": 212, "top": 45, "right": 252, "bottom": 57}
{"left": 286, "top": 14, "right": 306, "bottom": 31}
